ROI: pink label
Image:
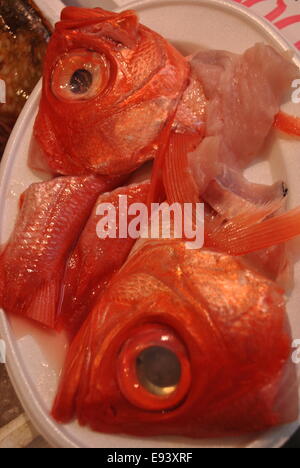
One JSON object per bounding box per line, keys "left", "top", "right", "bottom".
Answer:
{"left": 231, "top": 0, "right": 300, "bottom": 49}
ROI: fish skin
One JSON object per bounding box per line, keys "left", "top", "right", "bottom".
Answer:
{"left": 52, "top": 239, "right": 298, "bottom": 437}
{"left": 0, "top": 175, "right": 119, "bottom": 328}
{"left": 202, "top": 166, "right": 287, "bottom": 220}
{"left": 190, "top": 44, "right": 298, "bottom": 170}
{"left": 58, "top": 181, "right": 150, "bottom": 337}
{"left": 173, "top": 70, "right": 207, "bottom": 135}
{"left": 243, "top": 244, "right": 292, "bottom": 289}
{"left": 162, "top": 44, "right": 298, "bottom": 208}
{"left": 33, "top": 6, "right": 189, "bottom": 176}
{"left": 159, "top": 44, "right": 300, "bottom": 262}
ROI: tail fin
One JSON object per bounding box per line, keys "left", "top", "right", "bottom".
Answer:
{"left": 25, "top": 277, "right": 62, "bottom": 329}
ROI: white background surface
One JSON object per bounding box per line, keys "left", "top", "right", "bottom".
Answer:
{"left": 61, "top": 0, "right": 300, "bottom": 48}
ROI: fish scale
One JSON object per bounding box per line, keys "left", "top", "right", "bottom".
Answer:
{"left": 0, "top": 174, "right": 119, "bottom": 327}
{"left": 53, "top": 239, "right": 298, "bottom": 437}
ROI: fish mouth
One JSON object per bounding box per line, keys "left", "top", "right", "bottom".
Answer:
{"left": 117, "top": 324, "right": 192, "bottom": 412}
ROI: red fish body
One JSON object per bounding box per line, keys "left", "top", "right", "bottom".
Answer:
{"left": 33, "top": 7, "right": 190, "bottom": 176}
{"left": 32, "top": 7, "right": 300, "bottom": 182}
{"left": 0, "top": 175, "right": 118, "bottom": 328}
{"left": 53, "top": 239, "right": 298, "bottom": 437}
{"left": 58, "top": 181, "right": 150, "bottom": 336}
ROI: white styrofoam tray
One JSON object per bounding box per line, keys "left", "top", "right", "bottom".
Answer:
{"left": 0, "top": 0, "right": 299, "bottom": 448}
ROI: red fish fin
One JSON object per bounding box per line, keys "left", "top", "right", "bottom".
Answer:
{"left": 274, "top": 112, "right": 300, "bottom": 137}
{"left": 25, "top": 278, "right": 61, "bottom": 329}
{"left": 163, "top": 132, "right": 201, "bottom": 204}
{"left": 205, "top": 190, "right": 283, "bottom": 238}
{"left": 203, "top": 166, "right": 287, "bottom": 221}
{"left": 52, "top": 317, "right": 92, "bottom": 423}
{"left": 147, "top": 123, "right": 174, "bottom": 206}
{"left": 207, "top": 206, "right": 300, "bottom": 255}
{"left": 114, "top": 11, "right": 139, "bottom": 48}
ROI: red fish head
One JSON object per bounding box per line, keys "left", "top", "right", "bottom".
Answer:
{"left": 33, "top": 7, "right": 189, "bottom": 176}
{"left": 53, "top": 241, "right": 298, "bottom": 437}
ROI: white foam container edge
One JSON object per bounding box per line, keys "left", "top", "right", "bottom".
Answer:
{"left": 0, "top": 0, "right": 300, "bottom": 448}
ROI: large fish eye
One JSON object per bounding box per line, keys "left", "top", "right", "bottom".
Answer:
{"left": 51, "top": 49, "right": 110, "bottom": 101}
{"left": 117, "top": 325, "right": 191, "bottom": 411}
{"left": 69, "top": 69, "right": 93, "bottom": 95}
{"left": 136, "top": 346, "right": 181, "bottom": 396}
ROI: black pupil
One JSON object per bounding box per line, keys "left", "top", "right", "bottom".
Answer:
{"left": 136, "top": 346, "right": 181, "bottom": 389}
{"left": 69, "top": 69, "right": 93, "bottom": 95}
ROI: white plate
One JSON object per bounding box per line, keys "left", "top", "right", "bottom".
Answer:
{"left": 0, "top": 0, "right": 300, "bottom": 449}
